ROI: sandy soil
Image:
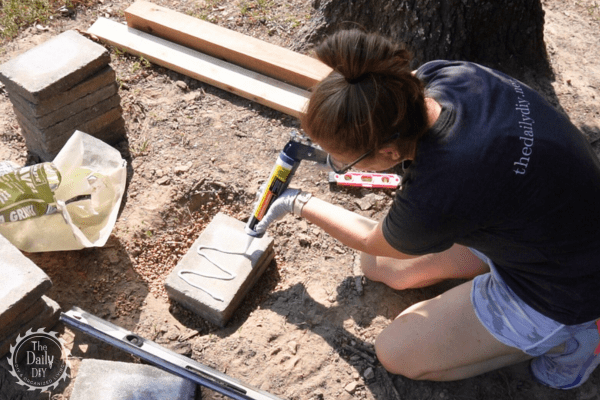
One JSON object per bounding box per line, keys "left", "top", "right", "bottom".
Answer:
{"left": 1, "top": 0, "right": 599, "bottom": 399}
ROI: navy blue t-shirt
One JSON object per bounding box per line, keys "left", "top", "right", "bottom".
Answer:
{"left": 382, "top": 61, "right": 600, "bottom": 325}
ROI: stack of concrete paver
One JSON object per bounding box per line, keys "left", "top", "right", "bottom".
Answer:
{"left": 165, "top": 212, "right": 274, "bottom": 327}
{"left": 0, "top": 234, "right": 60, "bottom": 358}
{"left": 0, "top": 30, "right": 126, "bottom": 161}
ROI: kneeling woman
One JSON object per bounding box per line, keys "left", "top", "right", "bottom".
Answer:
{"left": 256, "top": 29, "right": 600, "bottom": 389}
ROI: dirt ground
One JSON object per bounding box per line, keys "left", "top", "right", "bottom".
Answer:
{"left": 1, "top": 0, "right": 599, "bottom": 399}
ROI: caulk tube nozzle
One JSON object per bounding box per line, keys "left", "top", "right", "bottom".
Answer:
{"left": 245, "top": 150, "right": 296, "bottom": 236}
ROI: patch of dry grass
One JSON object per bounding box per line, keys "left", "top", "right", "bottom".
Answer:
{"left": 0, "top": 0, "right": 93, "bottom": 40}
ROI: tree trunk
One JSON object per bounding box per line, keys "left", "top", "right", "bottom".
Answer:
{"left": 295, "top": 0, "right": 549, "bottom": 76}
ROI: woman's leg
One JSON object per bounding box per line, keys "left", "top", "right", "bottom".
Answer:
{"left": 360, "top": 244, "right": 489, "bottom": 290}
{"left": 375, "top": 280, "right": 532, "bottom": 380}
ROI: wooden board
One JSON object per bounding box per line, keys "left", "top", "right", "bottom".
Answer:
{"left": 88, "top": 18, "right": 310, "bottom": 118}
{"left": 124, "top": 0, "right": 332, "bottom": 90}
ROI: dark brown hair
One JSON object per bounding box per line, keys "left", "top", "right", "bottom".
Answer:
{"left": 301, "top": 29, "right": 428, "bottom": 158}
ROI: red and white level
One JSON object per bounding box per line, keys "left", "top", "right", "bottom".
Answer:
{"left": 328, "top": 172, "right": 401, "bottom": 189}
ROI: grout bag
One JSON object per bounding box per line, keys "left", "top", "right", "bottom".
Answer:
{"left": 0, "top": 161, "right": 61, "bottom": 224}
{"left": 0, "top": 131, "right": 127, "bottom": 252}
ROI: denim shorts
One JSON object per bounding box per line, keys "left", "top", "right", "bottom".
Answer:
{"left": 469, "top": 248, "right": 597, "bottom": 356}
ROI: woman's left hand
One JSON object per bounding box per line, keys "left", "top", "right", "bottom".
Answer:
{"left": 253, "top": 188, "right": 301, "bottom": 235}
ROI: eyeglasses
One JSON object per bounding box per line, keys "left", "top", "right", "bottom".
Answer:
{"left": 326, "top": 132, "right": 401, "bottom": 174}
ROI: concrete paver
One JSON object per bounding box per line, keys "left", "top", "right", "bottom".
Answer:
{"left": 0, "top": 295, "right": 46, "bottom": 339}
{"left": 69, "top": 359, "right": 196, "bottom": 400}
{"left": 13, "top": 93, "right": 121, "bottom": 132}
{"left": 0, "top": 295, "right": 60, "bottom": 358}
{"left": 10, "top": 82, "right": 118, "bottom": 129}
{"left": 7, "top": 67, "right": 117, "bottom": 118}
{"left": 0, "top": 30, "right": 110, "bottom": 103}
{"left": 165, "top": 213, "right": 274, "bottom": 327}
{"left": 0, "top": 234, "right": 52, "bottom": 330}
{"left": 15, "top": 106, "right": 125, "bottom": 160}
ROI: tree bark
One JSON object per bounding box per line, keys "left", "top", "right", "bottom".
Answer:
{"left": 295, "top": 0, "right": 549, "bottom": 76}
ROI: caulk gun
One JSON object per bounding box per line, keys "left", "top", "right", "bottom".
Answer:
{"left": 245, "top": 131, "right": 327, "bottom": 237}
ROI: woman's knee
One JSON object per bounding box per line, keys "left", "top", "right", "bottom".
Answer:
{"left": 374, "top": 317, "right": 432, "bottom": 380}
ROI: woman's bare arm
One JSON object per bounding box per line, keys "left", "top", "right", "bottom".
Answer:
{"left": 300, "top": 196, "right": 418, "bottom": 259}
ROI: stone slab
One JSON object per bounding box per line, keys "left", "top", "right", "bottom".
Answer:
{"left": 0, "top": 30, "right": 110, "bottom": 103}
{"left": 18, "top": 118, "right": 125, "bottom": 162}
{"left": 10, "top": 82, "right": 118, "bottom": 128}
{"left": 6, "top": 66, "right": 116, "bottom": 118}
{"left": 15, "top": 121, "right": 44, "bottom": 155}
{"left": 16, "top": 105, "right": 124, "bottom": 160}
{"left": 69, "top": 359, "right": 196, "bottom": 400}
{"left": 165, "top": 212, "right": 274, "bottom": 327}
{"left": 0, "top": 234, "right": 52, "bottom": 330}
{"left": 0, "top": 296, "right": 60, "bottom": 358}
{"left": 14, "top": 92, "right": 121, "bottom": 131}
{"left": 0, "top": 357, "right": 42, "bottom": 400}
{"left": 0, "top": 295, "right": 46, "bottom": 339}
{"left": 16, "top": 105, "right": 124, "bottom": 148}
{"left": 93, "top": 114, "right": 127, "bottom": 144}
